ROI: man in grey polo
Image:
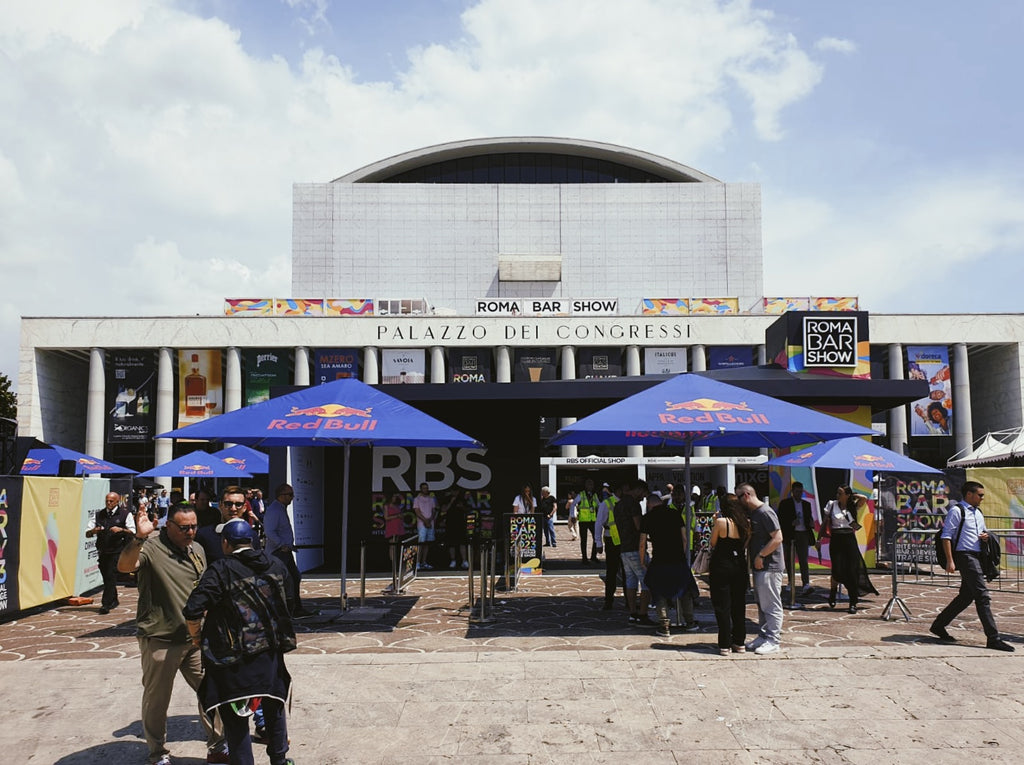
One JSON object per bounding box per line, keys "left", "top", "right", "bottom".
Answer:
{"left": 738, "top": 483, "right": 785, "bottom": 655}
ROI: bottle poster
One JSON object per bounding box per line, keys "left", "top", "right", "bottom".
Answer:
{"left": 18, "top": 477, "right": 84, "bottom": 609}
{"left": 313, "top": 347, "right": 359, "bottom": 384}
{"left": 381, "top": 349, "right": 425, "bottom": 384}
{"left": 244, "top": 349, "right": 289, "bottom": 406}
{"left": 177, "top": 349, "right": 223, "bottom": 428}
{"left": 106, "top": 350, "right": 156, "bottom": 443}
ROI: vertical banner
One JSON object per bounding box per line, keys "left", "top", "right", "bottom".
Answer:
{"left": 709, "top": 346, "right": 753, "bottom": 370}
{"left": 906, "top": 346, "right": 952, "bottom": 436}
{"left": 514, "top": 348, "right": 558, "bottom": 382}
{"left": 578, "top": 347, "right": 623, "bottom": 379}
{"left": 291, "top": 447, "right": 325, "bottom": 573}
{"left": 0, "top": 477, "right": 23, "bottom": 616}
{"left": 75, "top": 478, "right": 109, "bottom": 596}
{"left": 106, "top": 350, "right": 156, "bottom": 443}
{"left": 244, "top": 350, "right": 290, "bottom": 406}
{"left": 314, "top": 348, "right": 359, "bottom": 384}
{"left": 449, "top": 348, "right": 493, "bottom": 383}
{"left": 19, "top": 477, "right": 84, "bottom": 609}
{"left": 381, "top": 349, "right": 426, "bottom": 384}
{"left": 644, "top": 347, "right": 687, "bottom": 375}
{"left": 177, "top": 350, "right": 223, "bottom": 427}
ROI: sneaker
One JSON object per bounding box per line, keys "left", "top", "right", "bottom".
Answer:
{"left": 731, "top": 644, "right": 746, "bottom": 653}
{"left": 449, "top": 560, "right": 457, "bottom": 569}
{"left": 929, "top": 624, "right": 957, "bottom": 643}
{"left": 682, "top": 621, "right": 700, "bottom": 633}
{"left": 718, "top": 647, "right": 730, "bottom": 655}
{"left": 801, "top": 584, "right": 813, "bottom": 595}
{"left": 754, "top": 641, "right": 780, "bottom": 655}
{"left": 153, "top": 756, "right": 172, "bottom": 765}
{"left": 207, "top": 745, "right": 231, "bottom": 764}
{"left": 635, "top": 615, "right": 657, "bottom": 626}
{"left": 461, "top": 561, "right": 469, "bottom": 569}
{"left": 253, "top": 725, "right": 267, "bottom": 743}
{"left": 656, "top": 625, "right": 671, "bottom": 637}
{"left": 745, "top": 636, "right": 766, "bottom": 651}
{"left": 987, "top": 638, "right": 1015, "bottom": 652}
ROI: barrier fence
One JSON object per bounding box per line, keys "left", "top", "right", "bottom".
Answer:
{"left": 468, "top": 538, "right": 497, "bottom": 623}
{"left": 881, "top": 526, "right": 1024, "bottom": 621}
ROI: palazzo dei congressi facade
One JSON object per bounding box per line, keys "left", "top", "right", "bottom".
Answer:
{"left": 17, "top": 137, "right": 1024, "bottom": 482}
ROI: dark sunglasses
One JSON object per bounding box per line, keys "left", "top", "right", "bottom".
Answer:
{"left": 221, "top": 501, "right": 247, "bottom": 508}
{"left": 169, "top": 521, "right": 198, "bottom": 532}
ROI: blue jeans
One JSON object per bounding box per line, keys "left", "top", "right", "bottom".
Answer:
{"left": 544, "top": 516, "right": 557, "bottom": 546}
{"left": 752, "top": 570, "right": 784, "bottom": 644}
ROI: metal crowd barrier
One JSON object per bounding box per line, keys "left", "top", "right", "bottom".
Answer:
{"left": 505, "top": 524, "right": 526, "bottom": 593}
{"left": 468, "top": 538, "right": 497, "bottom": 623}
{"left": 359, "top": 534, "right": 418, "bottom": 607}
{"left": 881, "top": 527, "right": 1024, "bottom": 621}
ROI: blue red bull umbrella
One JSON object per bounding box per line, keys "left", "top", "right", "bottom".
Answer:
{"left": 766, "top": 437, "right": 941, "bottom": 474}
{"left": 20, "top": 445, "right": 135, "bottom": 476}
{"left": 138, "top": 450, "right": 253, "bottom": 479}
{"left": 217, "top": 444, "right": 269, "bottom": 474}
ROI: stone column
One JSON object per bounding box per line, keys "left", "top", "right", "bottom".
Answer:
{"left": 154, "top": 348, "right": 174, "bottom": 468}
{"left": 952, "top": 343, "right": 973, "bottom": 456}
{"left": 225, "top": 347, "right": 242, "bottom": 412}
{"left": 496, "top": 346, "right": 511, "bottom": 383}
{"left": 430, "top": 346, "right": 446, "bottom": 384}
{"left": 85, "top": 348, "right": 105, "bottom": 458}
{"left": 888, "top": 343, "right": 908, "bottom": 456}
{"left": 756, "top": 344, "right": 767, "bottom": 366}
{"left": 561, "top": 346, "right": 577, "bottom": 458}
{"left": 363, "top": 347, "right": 379, "bottom": 384}
{"left": 691, "top": 345, "right": 709, "bottom": 458}
{"left": 626, "top": 345, "right": 643, "bottom": 459}
{"left": 294, "top": 346, "right": 310, "bottom": 386}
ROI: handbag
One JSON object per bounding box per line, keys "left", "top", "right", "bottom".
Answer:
{"left": 692, "top": 548, "right": 710, "bottom": 575}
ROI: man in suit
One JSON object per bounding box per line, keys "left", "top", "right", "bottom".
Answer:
{"left": 777, "top": 481, "right": 815, "bottom": 595}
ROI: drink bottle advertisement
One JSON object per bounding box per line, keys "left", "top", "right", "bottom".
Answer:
{"left": 177, "top": 349, "right": 223, "bottom": 427}
{"left": 106, "top": 350, "right": 156, "bottom": 443}
{"left": 18, "top": 477, "right": 84, "bottom": 609}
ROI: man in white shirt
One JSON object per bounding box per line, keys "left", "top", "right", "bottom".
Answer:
{"left": 264, "top": 483, "right": 312, "bottom": 616}
{"left": 413, "top": 482, "right": 437, "bottom": 570}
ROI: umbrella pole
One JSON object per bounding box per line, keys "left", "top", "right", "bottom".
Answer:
{"left": 340, "top": 442, "right": 351, "bottom": 612}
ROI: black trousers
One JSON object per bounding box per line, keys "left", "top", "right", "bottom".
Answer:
{"left": 784, "top": 531, "right": 811, "bottom": 586}
{"left": 272, "top": 549, "right": 303, "bottom": 613}
{"left": 602, "top": 538, "right": 621, "bottom": 605}
{"left": 579, "top": 521, "right": 598, "bottom": 561}
{"left": 221, "top": 696, "right": 289, "bottom": 765}
{"left": 97, "top": 552, "right": 121, "bottom": 609}
{"left": 933, "top": 551, "right": 998, "bottom": 639}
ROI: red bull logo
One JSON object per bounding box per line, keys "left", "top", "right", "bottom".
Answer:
{"left": 78, "top": 457, "right": 107, "bottom": 467}
{"left": 270, "top": 401, "right": 378, "bottom": 432}
{"left": 182, "top": 464, "right": 215, "bottom": 475}
{"left": 659, "top": 398, "right": 769, "bottom": 426}
{"left": 222, "top": 457, "right": 246, "bottom": 468}
{"left": 853, "top": 453, "right": 894, "bottom": 469}
{"left": 22, "top": 457, "right": 43, "bottom": 472}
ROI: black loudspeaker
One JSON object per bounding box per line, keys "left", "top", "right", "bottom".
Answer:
{"left": 58, "top": 459, "right": 77, "bottom": 477}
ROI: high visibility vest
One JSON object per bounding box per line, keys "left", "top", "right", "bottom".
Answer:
{"left": 603, "top": 496, "right": 620, "bottom": 545}
{"left": 577, "top": 491, "right": 600, "bottom": 523}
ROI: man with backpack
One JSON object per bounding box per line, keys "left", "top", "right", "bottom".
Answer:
{"left": 930, "top": 481, "right": 1014, "bottom": 651}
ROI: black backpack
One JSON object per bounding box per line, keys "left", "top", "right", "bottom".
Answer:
{"left": 934, "top": 503, "right": 965, "bottom": 569}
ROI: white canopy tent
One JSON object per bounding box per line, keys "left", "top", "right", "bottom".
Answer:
{"left": 947, "top": 428, "right": 1024, "bottom": 467}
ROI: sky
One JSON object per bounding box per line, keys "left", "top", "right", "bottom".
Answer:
{"left": 2, "top": 0, "right": 1023, "bottom": 388}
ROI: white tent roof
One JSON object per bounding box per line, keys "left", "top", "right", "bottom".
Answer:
{"left": 948, "top": 428, "right": 1024, "bottom": 467}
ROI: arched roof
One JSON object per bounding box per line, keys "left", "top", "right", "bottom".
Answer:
{"left": 332, "top": 137, "right": 720, "bottom": 184}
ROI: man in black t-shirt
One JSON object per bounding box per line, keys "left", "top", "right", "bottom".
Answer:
{"left": 640, "top": 492, "right": 694, "bottom": 637}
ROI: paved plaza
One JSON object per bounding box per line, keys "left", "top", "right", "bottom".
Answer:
{"left": 3, "top": 536, "right": 1023, "bottom": 763}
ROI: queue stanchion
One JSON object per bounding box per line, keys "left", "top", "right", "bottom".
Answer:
{"left": 469, "top": 539, "right": 495, "bottom": 623}
{"left": 784, "top": 540, "right": 804, "bottom": 610}
{"left": 359, "top": 541, "right": 366, "bottom": 608}
{"left": 881, "top": 530, "right": 912, "bottom": 621}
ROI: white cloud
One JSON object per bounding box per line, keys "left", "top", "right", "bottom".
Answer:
{"left": 815, "top": 36, "right": 856, "bottom": 54}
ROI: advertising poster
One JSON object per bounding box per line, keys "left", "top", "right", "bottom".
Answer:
{"left": 878, "top": 472, "right": 957, "bottom": 566}
{"left": 224, "top": 298, "right": 273, "bottom": 316}
{"left": 381, "top": 349, "right": 426, "bottom": 384}
{"left": 906, "top": 346, "right": 952, "bottom": 436}
{"left": 106, "top": 350, "right": 156, "bottom": 443}
{"left": 290, "top": 447, "right": 326, "bottom": 573}
{"left": 764, "top": 297, "right": 810, "bottom": 314}
{"left": 75, "top": 478, "right": 109, "bottom": 596}
{"left": 514, "top": 348, "right": 557, "bottom": 382}
{"left": 19, "top": 477, "right": 84, "bottom": 609}
{"left": 177, "top": 349, "right": 223, "bottom": 427}
{"left": 244, "top": 350, "right": 290, "bottom": 406}
{"left": 325, "top": 299, "right": 374, "bottom": 316}
{"left": 641, "top": 298, "right": 688, "bottom": 315}
{"left": 0, "top": 477, "right": 23, "bottom": 616}
{"left": 274, "top": 298, "right": 323, "bottom": 316}
{"left": 314, "top": 348, "right": 359, "bottom": 384}
{"left": 689, "top": 298, "right": 738, "bottom": 315}
{"left": 578, "top": 347, "right": 622, "bottom": 379}
{"left": 709, "top": 346, "right": 752, "bottom": 370}
{"left": 644, "top": 347, "right": 687, "bottom": 375}
{"left": 449, "top": 348, "right": 492, "bottom": 383}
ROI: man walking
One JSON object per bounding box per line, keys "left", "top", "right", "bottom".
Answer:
{"left": 576, "top": 478, "right": 601, "bottom": 564}
{"left": 184, "top": 517, "right": 298, "bottom": 765}
{"left": 738, "top": 483, "right": 785, "bottom": 655}
{"left": 595, "top": 483, "right": 621, "bottom": 610}
{"left": 778, "top": 481, "right": 815, "bottom": 595}
{"left": 263, "top": 483, "right": 311, "bottom": 616}
{"left": 930, "top": 481, "right": 1014, "bottom": 651}
{"left": 615, "top": 480, "right": 651, "bottom": 625}
{"left": 118, "top": 503, "right": 227, "bottom": 765}
{"left": 86, "top": 491, "right": 134, "bottom": 614}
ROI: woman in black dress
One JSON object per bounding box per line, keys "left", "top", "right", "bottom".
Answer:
{"left": 708, "top": 498, "right": 751, "bottom": 655}
{"left": 821, "top": 485, "right": 878, "bottom": 613}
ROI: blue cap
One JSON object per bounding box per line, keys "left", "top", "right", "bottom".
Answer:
{"left": 215, "top": 518, "right": 252, "bottom": 543}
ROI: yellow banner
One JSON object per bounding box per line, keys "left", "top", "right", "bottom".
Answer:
{"left": 20, "top": 478, "right": 84, "bottom": 608}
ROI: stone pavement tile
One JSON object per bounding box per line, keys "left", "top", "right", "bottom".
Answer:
{"left": 525, "top": 698, "right": 630, "bottom": 726}
{"left": 768, "top": 689, "right": 888, "bottom": 720}
{"left": 729, "top": 719, "right": 878, "bottom": 752}
{"left": 744, "top": 748, "right": 857, "bottom": 764}
{"left": 859, "top": 718, "right": 1017, "bottom": 751}
{"left": 456, "top": 721, "right": 599, "bottom": 755}
{"left": 595, "top": 720, "right": 746, "bottom": 752}
{"left": 844, "top": 747, "right": 1024, "bottom": 765}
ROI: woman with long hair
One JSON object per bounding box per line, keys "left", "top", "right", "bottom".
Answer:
{"left": 708, "top": 498, "right": 751, "bottom": 654}
{"left": 512, "top": 484, "right": 536, "bottom": 515}
{"left": 820, "top": 485, "right": 878, "bottom": 613}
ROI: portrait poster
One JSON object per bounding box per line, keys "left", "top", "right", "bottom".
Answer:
{"left": 906, "top": 346, "right": 952, "bottom": 436}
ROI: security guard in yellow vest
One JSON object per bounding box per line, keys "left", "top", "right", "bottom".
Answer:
{"left": 596, "top": 488, "right": 621, "bottom": 610}
{"left": 576, "top": 478, "right": 602, "bottom": 564}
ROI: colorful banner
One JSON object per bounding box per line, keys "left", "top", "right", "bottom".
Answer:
{"left": 381, "top": 349, "right": 426, "bottom": 384}
{"left": 75, "top": 478, "right": 109, "bottom": 596}
{"left": 244, "top": 350, "right": 290, "bottom": 406}
{"left": 907, "top": 346, "right": 952, "bottom": 436}
{"left": 813, "top": 297, "right": 859, "bottom": 311}
{"left": 274, "top": 298, "right": 323, "bottom": 316}
{"left": 0, "top": 477, "right": 23, "bottom": 616}
{"left": 314, "top": 348, "right": 359, "bottom": 384}
{"left": 578, "top": 347, "right": 623, "bottom": 379}
{"left": 106, "top": 350, "right": 156, "bottom": 443}
{"left": 641, "top": 298, "right": 688, "bottom": 315}
{"left": 644, "top": 347, "right": 687, "bottom": 375}
{"left": 325, "top": 299, "right": 374, "bottom": 316}
{"left": 449, "top": 348, "right": 492, "bottom": 383}
{"left": 709, "top": 346, "right": 752, "bottom": 369}
{"left": 177, "top": 349, "right": 223, "bottom": 427}
{"left": 514, "top": 348, "right": 558, "bottom": 382}
{"left": 764, "top": 297, "right": 810, "bottom": 314}
{"left": 19, "top": 477, "right": 84, "bottom": 608}
{"left": 689, "top": 297, "right": 738, "bottom": 315}
{"left": 224, "top": 298, "right": 273, "bottom": 316}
